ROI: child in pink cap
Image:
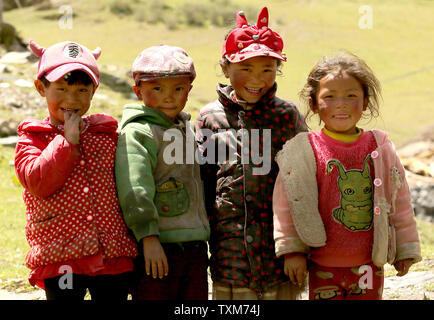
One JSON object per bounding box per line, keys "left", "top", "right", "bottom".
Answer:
{"left": 14, "top": 40, "right": 137, "bottom": 300}
{"left": 195, "top": 7, "right": 308, "bottom": 300}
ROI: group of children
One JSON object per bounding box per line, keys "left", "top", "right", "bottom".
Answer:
{"left": 14, "top": 7, "right": 421, "bottom": 301}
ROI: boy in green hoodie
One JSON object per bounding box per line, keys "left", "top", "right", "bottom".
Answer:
{"left": 115, "top": 45, "right": 210, "bottom": 300}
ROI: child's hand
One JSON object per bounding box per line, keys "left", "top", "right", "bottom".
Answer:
{"left": 284, "top": 253, "right": 307, "bottom": 287}
{"left": 142, "top": 236, "right": 169, "bottom": 279}
{"left": 394, "top": 258, "right": 414, "bottom": 277}
{"left": 63, "top": 110, "right": 82, "bottom": 145}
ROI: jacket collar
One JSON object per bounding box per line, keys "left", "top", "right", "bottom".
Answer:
{"left": 216, "top": 82, "right": 278, "bottom": 113}
{"left": 18, "top": 114, "right": 118, "bottom": 135}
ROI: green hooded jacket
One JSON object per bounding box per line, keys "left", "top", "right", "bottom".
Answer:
{"left": 115, "top": 103, "right": 210, "bottom": 244}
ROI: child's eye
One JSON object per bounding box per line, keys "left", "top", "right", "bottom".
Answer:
{"left": 153, "top": 87, "right": 161, "bottom": 91}
{"left": 79, "top": 88, "right": 89, "bottom": 93}
{"left": 176, "top": 87, "right": 184, "bottom": 91}
{"left": 56, "top": 88, "right": 66, "bottom": 91}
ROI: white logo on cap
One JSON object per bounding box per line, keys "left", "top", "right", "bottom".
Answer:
{"left": 64, "top": 44, "right": 82, "bottom": 58}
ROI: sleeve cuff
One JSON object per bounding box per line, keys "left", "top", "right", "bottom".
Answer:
{"left": 275, "top": 237, "right": 309, "bottom": 258}
{"left": 395, "top": 241, "right": 422, "bottom": 264}
{"left": 132, "top": 221, "right": 160, "bottom": 243}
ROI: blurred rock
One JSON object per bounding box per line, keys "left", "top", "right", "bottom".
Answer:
{"left": 99, "top": 70, "right": 132, "bottom": 98}
{"left": 0, "top": 135, "right": 19, "bottom": 146}
{"left": 398, "top": 124, "right": 434, "bottom": 223}
{"left": 0, "top": 63, "right": 12, "bottom": 73}
{"left": 0, "top": 51, "right": 33, "bottom": 64}
{"left": 14, "top": 79, "right": 33, "bottom": 87}
{"left": 0, "top": 82, "right": 46, "bottom": 119}
{"left": 5, "top": 96, "right": 23, "bottom": 108}
{"left": 0, "top": 118, "right": 19, "bottom": 137}
{"left": 411, "top": 185, "right": 434, "bottom": 223}
{"left": 384, "top": 271, "right": 434, "bottom": 290}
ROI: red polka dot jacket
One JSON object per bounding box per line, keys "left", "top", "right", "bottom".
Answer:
{"left": 195, "top": 83, "right": 308, "bottom": 295}
{"left": 14, "top": 114, "right": 138, "bottom": 270}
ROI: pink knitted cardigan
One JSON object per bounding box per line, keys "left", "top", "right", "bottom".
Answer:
{"left": 273, "top": 130, "right": 421, "bottom": 267}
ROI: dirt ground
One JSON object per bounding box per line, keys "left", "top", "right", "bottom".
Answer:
{"left": 1, "top": 269, "right": 433, "bottom": 300}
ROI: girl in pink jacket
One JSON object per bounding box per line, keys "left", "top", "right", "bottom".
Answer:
{"left": 14, "top": 40, "right": 137, "bottom": 300}
{"left": 273, "top": 51, "right": 421, "bottom": 300}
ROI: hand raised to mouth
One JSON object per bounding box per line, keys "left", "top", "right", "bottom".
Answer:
{"left": 63, "top": 109, "right": 82, "bottom": 145}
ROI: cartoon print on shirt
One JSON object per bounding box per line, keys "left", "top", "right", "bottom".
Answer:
{"left": 313, "top": 285, "right": 341, "bottom": 300}
{"left": 327, "top": 155, "right": 373, "bottom": 231}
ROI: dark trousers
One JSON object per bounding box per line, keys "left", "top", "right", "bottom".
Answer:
{"left": 131, "top": 241, "right": 209, "bottom": 300}
{"left": 44, "top": 272, "right": 132, "bottom": 301}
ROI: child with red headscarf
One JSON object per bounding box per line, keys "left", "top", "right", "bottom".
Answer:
{"left": 195, "top": 7, "right": 307, "bottom": 300}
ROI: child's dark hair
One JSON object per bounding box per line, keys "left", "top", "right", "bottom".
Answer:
{"left": 300, "top": 51, "right": 382, "bottom": 121}
{"left": 39, "top": 70, "right": 94, "bottom": 87}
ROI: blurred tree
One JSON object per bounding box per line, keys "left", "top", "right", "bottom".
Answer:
{"left": 0, "top": 0, "right": 3, "bottom": 25}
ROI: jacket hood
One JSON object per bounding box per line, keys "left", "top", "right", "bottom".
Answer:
{"left": 119, "top": 103, "right": 191, "bottom": 130}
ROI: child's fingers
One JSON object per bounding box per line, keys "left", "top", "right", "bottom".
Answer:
{"left": 68, "top": 112, "right": 81, "bottom": 126}
{"left": 284, "top": 264, "right": 290, "bottom": 277}
{"left": 63, "top": 110, "right": 72, "bottom": 123}
{"left": 162, "top": 258, "right": 169, "bottom": 277}
{"left": 295, "top": 268, "right": 306, "bottom": 287}
{"left": 397, "top": 265, "right": 409, "bottom": 277}
{"left": 288, "top": 268, "right": 297, "bottom": 286}
{"left": 152, "top": 260, "right": 159, "bottom": 279}
{"left": 145, "top": 257, "right": 151, "bottom": 276}
{"left": 157, "top": 260, "right": 165, "bottom": 279}
{"left": 63, "top": 109, "right": 80, "bottom": 123}
{"left": 394, "top": 260, "right": 409, "bottom": 277}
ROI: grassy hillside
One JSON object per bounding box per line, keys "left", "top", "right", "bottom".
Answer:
{"left": 4, "top": 0, "right": 434, "bottom": 145}
{"left": 1, "top": 0, "right": 433, "bottom": 294}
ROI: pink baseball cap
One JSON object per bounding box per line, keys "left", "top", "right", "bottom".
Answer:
{"left": 29, "top": 40, "right": 102, "bottom": 86}
{"left": 222, "top": 7, "right": 286, "bottom": 63}
{"left": 132, "top": 45, "right": 196, "bottom": 84}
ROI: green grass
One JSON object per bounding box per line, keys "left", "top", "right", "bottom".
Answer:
{"left": 1, "top": 0, "right": 434, "bottom": 292}
{"left": 4, "top": 0, "right": 434, "bottom": 146}
{"left": 0, "top": 146, "right": 29, "bottom": 284}
{"left": 384, "top": 218, "right": 434, "bottom": 277}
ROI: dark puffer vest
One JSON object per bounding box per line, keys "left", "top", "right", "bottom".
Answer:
{"left": 195, "top": 83, "right": 307, "bottom": 295}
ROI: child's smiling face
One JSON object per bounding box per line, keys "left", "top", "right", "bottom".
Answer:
{"left": 221, "top": 56, "right": 278, "bottom": 104}
{"left": 313, "top": 72, "right": 368, "bottom": 135}
{"left": 35, "top": 77, "right": 95, "bottom": 126}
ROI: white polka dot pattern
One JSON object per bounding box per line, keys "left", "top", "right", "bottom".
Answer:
{"left": 23, "top": 129, "right": 138, "bottom": 269}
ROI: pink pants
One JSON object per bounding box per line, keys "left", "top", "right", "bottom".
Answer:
{"left": 309, "top": 262, "right": 384, "bottom": 300}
